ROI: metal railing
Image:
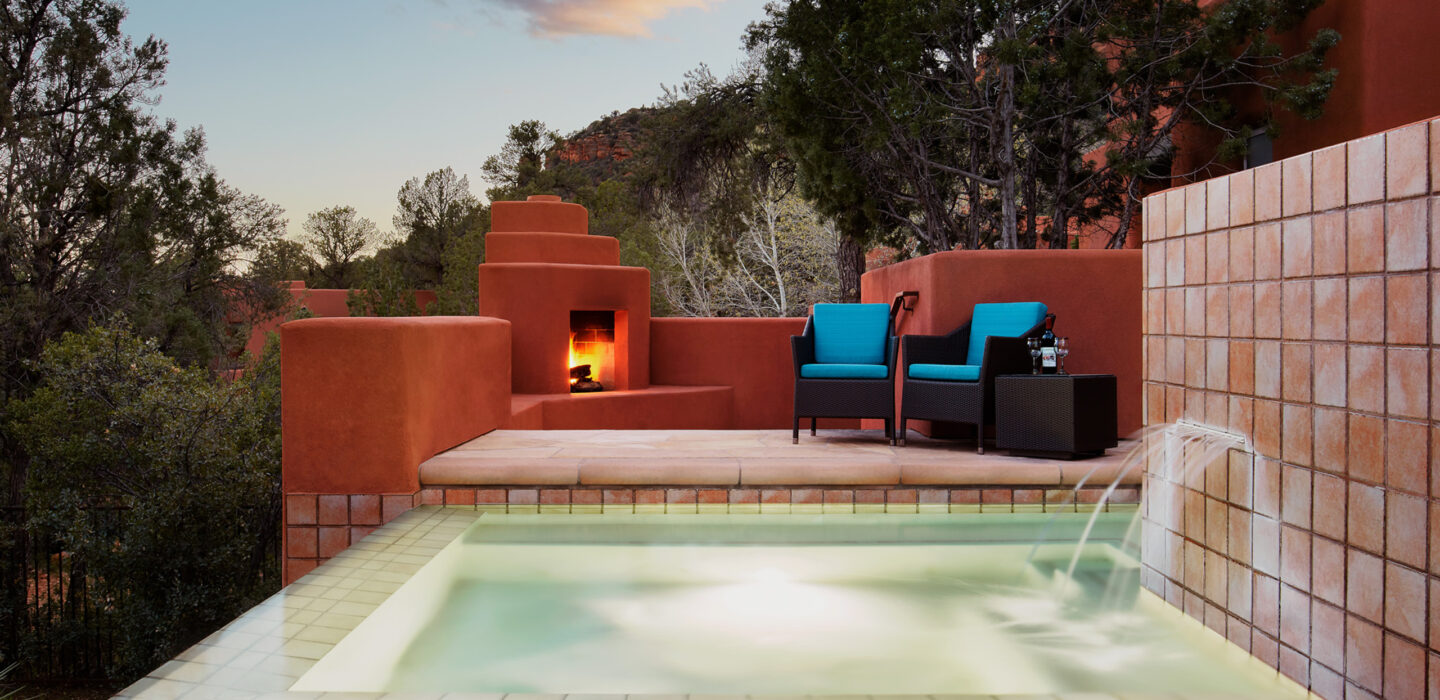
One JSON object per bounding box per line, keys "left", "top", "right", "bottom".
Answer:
{"left": 0, "top": 506, "right": 125, "bottom": 680}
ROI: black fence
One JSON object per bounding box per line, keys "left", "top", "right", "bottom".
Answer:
{"left": 0, "top": 506, "right": 125, "bottom": 681}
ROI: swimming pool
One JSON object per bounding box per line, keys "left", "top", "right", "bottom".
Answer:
{"left": 291, "top": 512, "right": 1303, "bottom": 697}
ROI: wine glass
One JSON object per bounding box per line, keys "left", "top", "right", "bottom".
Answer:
{"left": 1027, "top": 337, "right": 1042, "bottom": 374}
{"left": 1056, "top": 337, "right": 1070, "bottom": 375}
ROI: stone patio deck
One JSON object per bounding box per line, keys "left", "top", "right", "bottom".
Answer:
{"left": 419, "top": 429, "right": 1141, "bottom": 497}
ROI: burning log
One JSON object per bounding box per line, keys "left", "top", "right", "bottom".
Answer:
{"left": 569, "top": 364, "right": 603, "bottom": 393}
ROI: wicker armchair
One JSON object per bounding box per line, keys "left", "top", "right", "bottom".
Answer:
{"left": 899, "top": 302, "right": 1050, "bottom": 452}
{"left": 792, "top": 302, "right": 899, "bottom": 445}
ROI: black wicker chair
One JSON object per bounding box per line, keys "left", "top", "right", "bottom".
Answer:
{"left": 899, "top": 303, "right": 1050, "bottom": 452}
{"left": 792, "top": 302, "right": 900, "bottom": 445}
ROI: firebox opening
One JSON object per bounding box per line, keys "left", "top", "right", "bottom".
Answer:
{"left": 569, "top": 310, "right": 615, "bottom": 393}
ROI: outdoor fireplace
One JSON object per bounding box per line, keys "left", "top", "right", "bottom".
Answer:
{"left": 569, "top": 310, "right": 615, "bottom": 392}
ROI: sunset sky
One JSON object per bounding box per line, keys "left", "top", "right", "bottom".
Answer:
{"left": 123, "top": 0, "right": 770, "bottom": 238}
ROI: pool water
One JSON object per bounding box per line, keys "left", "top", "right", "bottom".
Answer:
{"left": 295, "top": 513, "right": 1303, "bottom": 697}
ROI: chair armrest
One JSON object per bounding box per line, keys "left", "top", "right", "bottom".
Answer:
{"left": 901, "top": 323, "right": 970, "bottom": 369}
{"left": 791, "top": 317, "right": 816, "bottom": 378}
{"left": 980, "top": 335, "right": 1033, "bottom": 381}
{"left": 886, "top": 336, "right": 899, "bottom": 378}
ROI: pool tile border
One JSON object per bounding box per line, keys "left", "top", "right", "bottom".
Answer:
{"left": 283, "top": 485, "right": 1141, "bottom": 579}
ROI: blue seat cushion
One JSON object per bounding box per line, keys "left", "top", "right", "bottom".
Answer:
{"left": 812, "top": 303, "right": 890, "bottom": 365}
{"left": 967, "top": 302, "right": 1047, "bottom": 365}
{"left": 800, "top": 363, "right": 889, "bottom": 379}
{"left": 908, "top": 363, "right": 981, "bottom": 382}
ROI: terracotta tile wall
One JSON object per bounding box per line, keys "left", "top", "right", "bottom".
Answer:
{"left": 1141, "top": 118, "right": 1439, "bottom": 700}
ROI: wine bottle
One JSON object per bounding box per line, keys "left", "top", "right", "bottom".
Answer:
{"left": 1040, "top": 314, "right": 1057, "bottom": 374}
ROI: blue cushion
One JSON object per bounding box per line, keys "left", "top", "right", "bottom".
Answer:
{"left": 966, "top": 302, "right": 1047, "bottom": 365}
{"left": 813, "top": 303, "right": 890, "bottom": 365}
{"left": 800, "top": 363, "right": 889, "bottom": 379}
{"left": 908, "top": 363, "right": 980, "bottom": 382}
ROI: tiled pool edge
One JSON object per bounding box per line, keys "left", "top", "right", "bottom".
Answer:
{"left": 123, "top": 504, "right": 1320, "bottom": 700}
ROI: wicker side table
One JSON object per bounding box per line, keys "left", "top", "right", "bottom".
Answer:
{"left": 994, "top": 374, "right": 1118, "bottom": 459}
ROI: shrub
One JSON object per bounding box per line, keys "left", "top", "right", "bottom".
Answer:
{"left": 7, "top": 322, "right": 281, "bottom": 679}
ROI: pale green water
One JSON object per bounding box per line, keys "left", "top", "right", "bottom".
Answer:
{"left": 295, "top": 513, "right": 1303, "bottom": 697}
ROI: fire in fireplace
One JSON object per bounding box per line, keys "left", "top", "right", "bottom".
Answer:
{"left": 569, "top": 310, "right": 615, "bottom": 393}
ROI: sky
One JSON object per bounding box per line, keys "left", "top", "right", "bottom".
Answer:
{"left": 121, "top": 0, "right": 772, "bottom": 239}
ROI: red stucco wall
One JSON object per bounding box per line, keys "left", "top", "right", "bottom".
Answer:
{"left": 242, "top": 283, "right": 438, "bottom": 360}
{"left": 281, "top": 316, "right": 512, "bottom": 494}
{"left": 861, "top": 249, "right": 1144, "bottom": 436}
{"left": 651, "top": 317, "right": 807, "bottom": 429}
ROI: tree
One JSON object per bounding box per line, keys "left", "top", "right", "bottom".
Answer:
{"left": 481, "top": 120, "right": 563, "bottom": 197}
{"left": 301, "top": 205, "right": 375, "bottom": 288}
{"left": 250, "top": 238, "right": 316, "bottom": 285}
{"left": 393, "top": 168, "right": 486, "bottom": 314}
{"left": 747, "top": 0, "right": 1338, "bottom": 251}
{"left": 9, "top": 322, "right": 281, "bottom": 678}
{"left": 0, "top": 0, "right": 289, "bottom": 507}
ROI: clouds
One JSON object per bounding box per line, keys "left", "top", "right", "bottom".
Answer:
{"left": 483, "top": 0, "right": 724, "bottom": 39}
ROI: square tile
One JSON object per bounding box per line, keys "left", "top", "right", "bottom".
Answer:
{"left": 1256, "top": 222, "right": 1282, "bottom": 280}
{"left": 1282, "top": 403, "right": 1313, "bottom": 468}
{"left": 1348, "top": 344, "right": 1386, "bottom": 413}
{"left": 1207, "top": 231, "right": 1230, "bottom": 283}
{"left": 1314, "top": 343, "right": 1347, "bottom": 407}
{"left": 1388, "top": 347, "right": 1429, "bottom": 418}
{"left": 1230, "top": 225, "right": 1256, "bottom": 280}
{"left": 1166, "top": 239, "right": 1185, "bottom": 287}
{"left": 1387, "top": 121, "right": 1429, "bottom": 199}
{"left": 1186, "top": 181, "right": 1207, "bottom": 234}
{"left": 1256, "top": 161, "right": 1283, "bottom": 221}
{"left": 1387, "top": 198, "right": 1429, "bottom": 271}
{"left": 1279, "top": 582, "right": 1310, "bottom": 651}
{"left": 286, "top": 495, "right": 316, "bottom": 526}
{"left": 1282, "top": 154, "right": 1312, "bottom": 217}
{"left": 1348, "top": 413, "right": 1386, "bottom": 484}
{"left": 1229, "top": 340, "right": 1256, "bottom": 394}
{"left": 1312, "top": 210, "right": 1347, "bottom": 274}
{"left": 1282, "top": 216, "right": 1314, "bottom": 278}
{"left": 1254, "top": 455, "right": 1281, "bottom": 519}
{"left": 1167, "top": 186, "right": 1186, "bottom": 238}
{"left": 1383, "top": 633, "right": 1426, "bottom": 700}
{"left": 1255, "top": 340, "right": 1282, "bottom": 399}
{"left": 1207, "top": 338, "right": 1228, "bottom": 390}
{"left": 1384, "top": 561, "right": 1427, "bottom": 640}
{"left": 1254, "top": 400, "right": 1282, "bottom": 461}
{"left": 1281, "top": 280, "right": 1313, "bottom": 340}
{"left": 1313, "top": 407, "right": 1348, "bottom": 475}
{"left": 1347, "top": 205, "right": 1385, "bottom": 273}
{"left": 1230, "top": 168, "right": 1256, "bottom": 225}
{"left": 1312, "top": 535, "right": 1346, "bottom": 605}
{"left": 1387, "top": 420, "right": 1430, "bottom": 496}
{"left": 1313, "top": 143, "right": 1347, "bottom": 211}
{"left": 1348, "top": 484, "right": 1386, "bottom": 556}
{"left": 1347, "top": 276, "right": 1385, "bottom": 342}
{"left": 1255, "top": 281, "right": 1282, "bottom": 339}
{"left": 1254, "top": 571, "right": 1280, "bottom": 632}
{"left": 1230, "top": 283, "right": 1255, "bottom": 337}
{"left": 1387, "top": 274, "right": 1429, "bottom": 345}
{"left": 1313, "top": 278, "right": 1347, "bottom": 341}
{"left": 1185, "top": 235, "right": 1207, "bottom": 286}
{"left": 1345, "top": 614, "right": 1384, "bottom": 694}
{"left": 1387, "top": 490, "right": 1427, "bottom": 571}
{"left": 1207, "top": 176, "right": 1230, "bottom": 231}
{"left": 1281, "top": 342, "right": 1313, "bottom": 403}
{"left": 1166, "top": 287, "right": 1185, "bottom": 334}
{"left": 1348, "top": 133, "right": 1386, "bottom": 205}
{"left": 1280, "top": 526, "right": 1312, "bottom": 593}
{"left": 1347, "top": 547, "right": 1384, "bottom": 622}
{"left": 1185, "top": 287, "right": 1207, "bottom": 336}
